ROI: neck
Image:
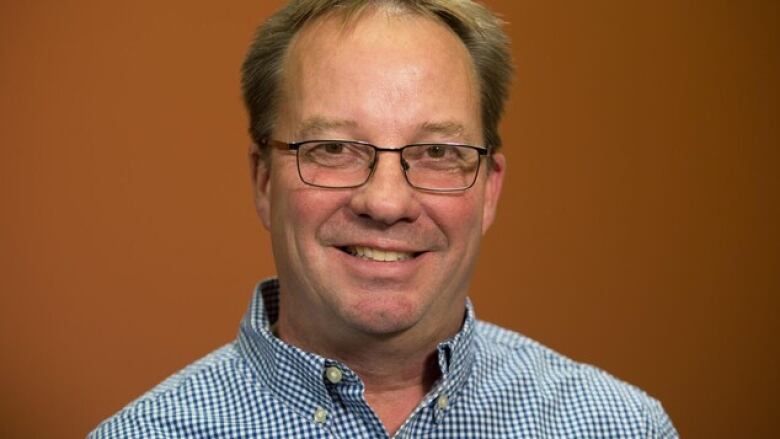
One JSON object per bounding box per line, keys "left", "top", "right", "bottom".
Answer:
{"left": 276, "top": 313, "right": 446, "bottom": 391}
{"left": 275, "top": 287, "right": 465, "bottom": 389}
{"left": 275, "top": 299, "right": 464, "bottom": 435}
{"left": 277, "top": 324, "right": 443, "bottom": 436}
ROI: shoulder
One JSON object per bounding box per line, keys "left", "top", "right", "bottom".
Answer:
{"left": 469, "top": 320, "right": 678, "bottom": 437}
{"left": 88, "top": 343, "right": 270, "bottom": 439}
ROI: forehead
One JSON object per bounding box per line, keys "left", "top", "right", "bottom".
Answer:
{"left": 277, "top": 8, "right": 481, "bottom": 142}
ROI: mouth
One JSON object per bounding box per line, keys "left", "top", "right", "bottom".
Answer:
{"left": 339, "top": 245, "right": 422, "bottom": 262}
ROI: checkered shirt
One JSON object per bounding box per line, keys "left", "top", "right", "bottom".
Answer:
{"left": 89, "top": 278, "right": 677, "bottom": 438}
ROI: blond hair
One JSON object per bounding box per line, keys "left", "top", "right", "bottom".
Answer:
{"left": 242, "top": 0, "right": 512, "bottom": 155}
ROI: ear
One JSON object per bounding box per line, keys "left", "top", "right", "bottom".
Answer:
{"left": 249, "top": 143, "right": 272, "bottom": 230}
{"left": 481, "top": 152, "right": 505, "bottom": 235}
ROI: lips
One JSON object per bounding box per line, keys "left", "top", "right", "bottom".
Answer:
{"left": 341, "top": 245, "right": 419, "bottom": 262}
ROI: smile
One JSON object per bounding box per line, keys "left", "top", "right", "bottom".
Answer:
{"left": 341, "top": 246, "right": 418, "bottom": 262}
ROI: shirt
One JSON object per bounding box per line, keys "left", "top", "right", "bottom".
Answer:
{"left": 89, "top": 278, "right": 678, "bottom": 438}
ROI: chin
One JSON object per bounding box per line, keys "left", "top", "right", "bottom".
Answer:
{"left": 341, "top": 296, "right": 423, "bottom": 336}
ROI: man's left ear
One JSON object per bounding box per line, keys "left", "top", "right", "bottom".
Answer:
{"left": 481, "top": 152, "right": 505, "bottom": 235}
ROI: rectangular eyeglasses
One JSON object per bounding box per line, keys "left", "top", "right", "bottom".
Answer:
{"left": 262, "top": 139, "right": 490, "bottom": 192}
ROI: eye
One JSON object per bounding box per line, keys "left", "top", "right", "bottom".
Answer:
{"left": 300, "top": 141, "right": 372, "bottom": 169}
{"left": 322, "top": 143, "right": 345, "bottom": 154}
{"left": 426, "top": 145, "right": 447, "bottom": 158}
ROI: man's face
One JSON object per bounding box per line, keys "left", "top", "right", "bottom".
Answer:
{"left": 253, "top": 11, "right": 504, "bottom": 340}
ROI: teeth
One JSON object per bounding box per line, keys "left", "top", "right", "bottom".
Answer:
{"left": 347, "top": 246, "right": 413, "bottom": 262}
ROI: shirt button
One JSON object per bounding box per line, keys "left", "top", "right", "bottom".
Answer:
{"left": 436, "top": 394, "right": 449, "bottom": 410}
{"left": 325, "top": 366, "right": 343, "bottom": 384}
{"left": 313, "top": 407, "right": 328, "bottom": 424}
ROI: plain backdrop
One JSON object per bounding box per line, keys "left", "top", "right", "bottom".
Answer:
{"left": 1, "top": 1, "right": 777, "bottom": 437}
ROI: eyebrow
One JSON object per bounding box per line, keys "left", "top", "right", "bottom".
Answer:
{"left": 297, "top": 116, "right": 358, "bottom": 139}
{"left": 418, "top": 121, "right": 467, "bottom": 140}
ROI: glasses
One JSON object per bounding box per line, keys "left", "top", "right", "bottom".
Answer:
{"left": 263, "top": 139, "right": 490, "bottom": 192}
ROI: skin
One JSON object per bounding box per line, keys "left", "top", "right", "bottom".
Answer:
{"left": 250, "top": 9, "right": 505, "bottom": 435}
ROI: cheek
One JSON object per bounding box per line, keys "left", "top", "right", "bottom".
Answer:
{"left": 270, "top": 173, "right": 350, "bottom": 244}
{"left": 271, "top": 189, "right": 319, "bottom": 238}
{"left": 424, "top": 193, "right": 484, "bottom": 244}
{"left": 269, "top": 162, "right": 314, "bottom": 225}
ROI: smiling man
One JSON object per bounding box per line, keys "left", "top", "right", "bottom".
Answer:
{"left": 90, "top": 1, "right": 677, "bottom": 438}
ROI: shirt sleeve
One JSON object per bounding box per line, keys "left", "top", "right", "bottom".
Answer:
{"left": 648, "top": 398, "right": 679, "bottom": 439}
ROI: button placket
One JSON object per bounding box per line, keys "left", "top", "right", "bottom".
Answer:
{"left": 432, "top": 391, "right": 451, "bottom": 424}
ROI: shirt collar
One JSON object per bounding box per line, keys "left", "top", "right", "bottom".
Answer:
{"left": 237, "top": 278, "right": 477, "bottom": 417}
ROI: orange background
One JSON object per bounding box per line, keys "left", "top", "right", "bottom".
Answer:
{"left": 1, "top": 1, "right": 777, "bottom": 437}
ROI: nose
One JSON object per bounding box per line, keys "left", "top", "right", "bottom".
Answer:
{"left": 348, "top": 151, "right": 422, "bottom": 226}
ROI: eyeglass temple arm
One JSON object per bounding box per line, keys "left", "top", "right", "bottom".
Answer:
{"left": 260, "top": 139, "right": 297, "bottom": 150}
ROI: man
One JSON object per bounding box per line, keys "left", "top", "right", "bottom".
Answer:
{"left": 91, "top": 1, "right": 677, "bottom": 437}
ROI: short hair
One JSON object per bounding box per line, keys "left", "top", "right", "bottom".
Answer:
{"left": 242, "top": 0, "right": 513, "bottom": 157}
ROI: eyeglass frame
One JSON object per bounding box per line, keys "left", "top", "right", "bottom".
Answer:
{"left": 261, "top": 139, "right": 491, "bottom": 193}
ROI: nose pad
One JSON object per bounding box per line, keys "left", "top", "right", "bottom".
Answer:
{"left": 401, "top": 157, "right": 410, "bottom": 172}
{"left": 367, "top": 156, "right": 378, "bottom": 172}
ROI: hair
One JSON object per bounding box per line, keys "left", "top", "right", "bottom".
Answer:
{"left": 241, "top": 0, "right": 513, "bottom": 158}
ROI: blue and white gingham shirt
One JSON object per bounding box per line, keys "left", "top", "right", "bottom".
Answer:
{"left": 90, "top": 278, "right": 677, "bottom": 438}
